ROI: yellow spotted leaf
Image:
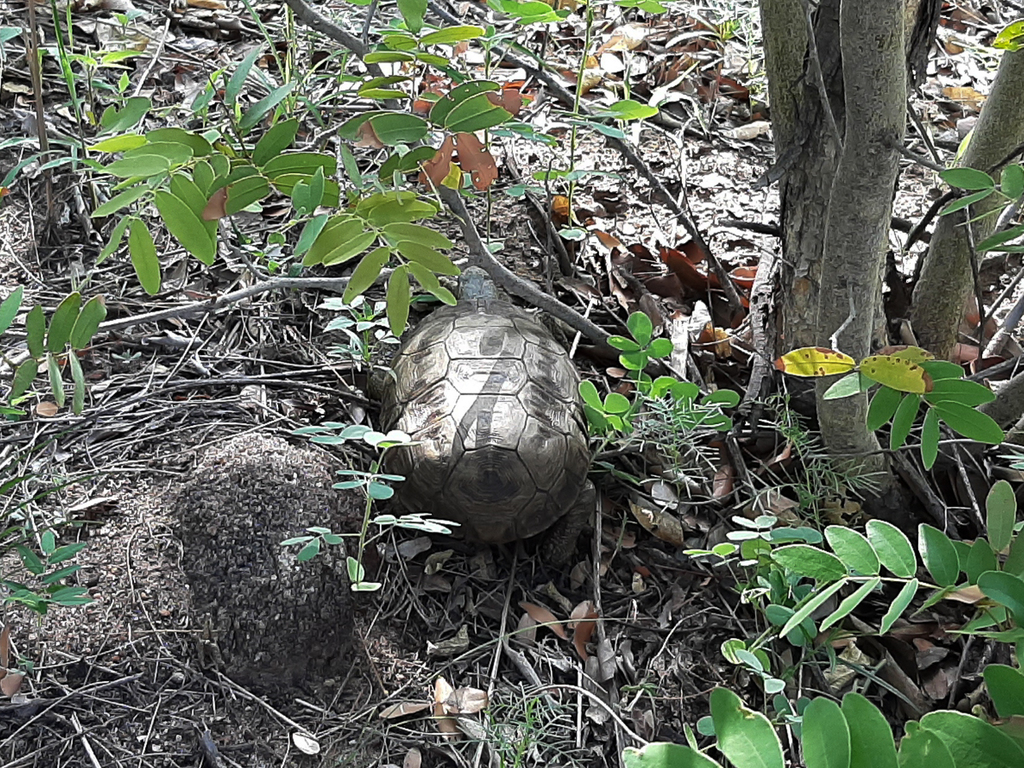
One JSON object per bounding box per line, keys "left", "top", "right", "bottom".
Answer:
{"left": 859, "top": 355, "right": 934, "bottom": 394}
{"left": 774, "top": 347, "right": 856, "bottom": 377}
{"left": 878, "top": 345, "right": 934, "bottom": 364}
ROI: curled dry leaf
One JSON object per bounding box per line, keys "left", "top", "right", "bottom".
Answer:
{"left": 426, "top": 625, "right": 469, "bottom": 657}
{"left": 485, "top": 86, "right": 524, "bottom": 116}
{"left": 1, "top": 671, "right": 24, "bottom": 698}
{"left": 423, "top": 548, "right": 453, "bottom": 574}
{"left": 518, "top": 601, "right": 566, "bottom": 639}
{"left": 569, "top": 600, "right": 599, "bottom": 661}
{"left": 629, "top": 500, "right": 686, "bottom": 547}
{"left": 454, "top": 133, "right": 497, "bottom": 190}
{"left": 380, "top": 701, "right": 433, "bottom": 719}
{"left": 291, "top": 731, "right": 320, "bottom": 755}
{"left": 944, "top": 584, "right": 984, "bottom": 604}
{"left": 355, "top": 120, "right": 386, "bottom": 149}
{"left": 448, "top": 686, "right": 489, "bottom": 714}
{"left": 419, "top": 135, "right": 457, "bottom": 189}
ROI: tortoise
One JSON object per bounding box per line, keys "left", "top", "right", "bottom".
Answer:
{"left": 378, "top": 267, "right": 593, "bottom": 562}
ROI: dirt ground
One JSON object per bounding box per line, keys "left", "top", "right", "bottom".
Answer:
{"left": 2, "top": 0, "right": 1021, "bottom": 766}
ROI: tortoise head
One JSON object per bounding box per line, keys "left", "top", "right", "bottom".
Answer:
{"left": 459, "top": 266, "right": 498, "bottom": 301}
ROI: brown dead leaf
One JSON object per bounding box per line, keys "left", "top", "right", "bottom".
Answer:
{"left": 597, "top": 23, "right": 647, "bottom": 53}
{"left": 187, "top": 0, "right": 228, "bottom": 8}
{"left": 0, "top": 671, "right": 24, "bottom": 697}
{"left": 515, "top": 610, "right": 538, "bottom": 645}
{"left": 944, "top": 584, "right": 984, "bottom": 604}
{"left": 380, "top": 701, "right": 432, "bottom": 719}
{"left": 454, "top": 133, "right": 497, "bottom": 190}
{"left": 569, "top": 600, "right": 599, "bottom": 661}
{"left": 942, "top": 86, "right": 985, "bottom": 111}
{"left": 448, "top": 687, "right": 489, "bottom": 714}
{"left": 0, "top": 625, "right": 9, "bottom": 668}
{"left": 433, "top": 678, "right": 461, "bottom": 737}
{"left": 35, "top": 401, "right": 59, "bottom": 418}
{"left": 355, "top": 120, "right": 385, "bottom": 149}
{"left": 629, "top": 500, "right": 686, "bottom": 547}
{"left": 485, "top": 85, "right": 524, "bottom": 116}
{"left": 202, "top": 187, "right": 227, "bottom": 221}
{"left": 518, "top": 601, "right": 566, "bottom": 639}
{"left": 418, "top": 135, "right": 456, "bottom": 189}
{"left": 712, "top": 463, "right": 734, "bottom": 499}
{"left": 404, "top": 747, "right": 422, "bottom": 768}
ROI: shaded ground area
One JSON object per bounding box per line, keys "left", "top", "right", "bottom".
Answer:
{"left": 1, "top": 0, "right": 1021, "bottom": 766}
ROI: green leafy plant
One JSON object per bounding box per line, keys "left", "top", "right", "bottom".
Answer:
{"left": 1, "top": 287, "right": 108, "bottom": 415}
{"left": 775, "top": 345, "right": 1005, "bottom": 468}
{"left": 625, "top": 684, "right": 1024, "bottom": 768}
{"left": 580, "top": 311, "right": 739, "bottom": 436}
{"left": 290, "top": 423, "right": 454, "bottom": 591}
{"left": 939, "top": 164, "right": 1024, "bottom": 253}
{"left": 322, "top": 295, "right": 400, "bottom": 368}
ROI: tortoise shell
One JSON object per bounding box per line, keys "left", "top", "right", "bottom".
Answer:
{"left": 380, "top": 296, "right": 590, "bottom": 544}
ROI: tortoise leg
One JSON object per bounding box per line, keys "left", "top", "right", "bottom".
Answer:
{"left": 540, "top": 481, "right": 595, "bottom": 566}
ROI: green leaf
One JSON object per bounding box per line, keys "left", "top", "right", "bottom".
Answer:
{"left": 395, "top": 241, "right": 460, "bottom": 274}
{"left": 225, "top": 175, "right": 270, "bottom": 215}
{"left": 984, "top": 665, "right": 1024, "bottom": 718}
{"left": 979, "top": 571, "right": 1024, "bottom": 622}
{"left": 710, "top": 688, "right": 785, "bottom": 768}
{"left": 342, "top": 247, "right": 392, "bottom": 304}
{"left": 297, "top": 538, "right": 321, "bottom": 561}
{"left": 98, "top": 215, "right": 131, "bottom": 264}
{"left": 253, "top": 117, "right": 299, "bottom": 166}
{"left": 47, "top": 353, "right": 65, "bottom": 407}
{"left": 599, "top": 99, "right": 659, "bottom": 121}
{"left": 803, "top": 698, "right": 850, "bottom": 768}
{"left": 89, "top": 133, "right": 147, "bottom": 153}
{"left": 420, "top": 25, "right": 485, "bottom": 45}
{"left": 386, "top": 265, "right": 411, "bottom": 336}
{"left": 104, "top": 154, "right": 171, "bottom": 179}
{"left": 68, "top": 348, "right": 85, "bottom": 414}
{"left": 99, "top": 96, "right": 151, "bottom": 132}
{"left": 825, "top": 527, "right": 880, "bottom": 576}
{"left": 303, "top": 215, "right": 363, "bottom": 266}
{"left": 771, "top": 545, "right": 847, "bottom": 581}
{"left": 442, "top": 93, "right": 511, "bottom": 133}
{"left": 866, "top": 520, "right": 917, "bottom": 578}
{"left": 1005, "top": 536, "right": 1024, "bottom": 577}
{"left": 918, "top": 524, "right": 960, "bottom": 587}
{"left": 623, "top": 743, "right": 723, "bottom": 768}
{"left": 382, "top": 222, "right": 453, "bottom": 250}
{"left": 91, "top": 184, "right": 151, "bottom": 217}
{"left": 820, "top": 576, "right": 882, "bottom": 631}
{"left": 879, "top": 579, "right": 918, "bottom": 634}
{"left": 128, "top": 219, "right": 161, "bottom": 295}
{"left": 890, "top": 393, "right": 920, "bottom": 451}
{"left": 10, "top": 358, "right": 38, "bottom": 400}
{"left": 322, "top": 231, "right": 378, "bottom": 267}
{"left": 823, "top": 372, "right": 867, "bottom": 400}
{"left": 294, "top": 213, "right": 329, "bottom": 260}
{"left": 154, "top": 191, "right": 217, "bottom": 264}
{"left": 224, "top": 47, "right": 262, "bottom": 106}
{"left": 925, "top": 378, "right": 996, "bottom": 407}
{"left": 940, "top": 167, "right": 996, "bottom": 190}
{"left": 995, "top": 21, "right": 1024, "bottom": 51}
{"left": 987, "top": 480, "right": 1017, "bottom": 553}
{"left": 921, "top": 407, "right": 940, "bottom": 470}
{"left": 627, "top": 312, "right": 654, "bottom": 346}
{"left": 1001, "top": 164, "right": 1024, "bottom": 199}
{"left": 124, "top": 141, "right": 193, "bottom": 167}
{"left": 70, "top": 296, "right": 107, "bottom": 350}
{"left": 397, "top": 0, "right": 426, "bottom": 32}
{"left": 47, "top": 293, "right": 82, "bottom": 353}
{"left": 919, "top": 710, "right": 1024, "bottom": 768}
{"left": 898, "top": 725, "right": 955, "bottom": 768}
{"left": 966, "top": 540, "right": 998, "bottom": 584}
{"left": 842, "top": 693, "right": 898, "bottom": 768}
{"left": 0, "top": 285, "right": 24, "bottom": 335}
{"left": 17, "top": 545, "right": 45, "bottom": 575}
{"left": 368, "top": 113, "right": 430, "bottom": 146}
{"left": 868, "top": 386, "right": 903, "bottom": 430}
{"left": 779, "top": 580, "right": 847, "bottom": 639}
{"left": 145, "top": 127, "right": 213, "bottom": 156}
{"left": 239, "top": 82, "right": 296, "bottom": 132}
{"left": 941, "top": 188, "right": 996, "bottom": 215}
{"left": 25, "top": 304, "right": 45, "bottom": 358}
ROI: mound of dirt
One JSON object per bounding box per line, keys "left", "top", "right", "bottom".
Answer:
{"left": 171, "top": 432, "right": 360, "bottom": 694}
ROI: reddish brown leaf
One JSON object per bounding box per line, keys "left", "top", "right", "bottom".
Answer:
{"left": 454, "top": 133, "right": 497, "bottom": 190}
{"left": 418, "top": 135, "right": 457, "bottom": 189}
{"left": 518, "top": 601, "right": 566, "bottom": 639}
{"left": 202, "top": 188, "right": 228, "bottom": 221}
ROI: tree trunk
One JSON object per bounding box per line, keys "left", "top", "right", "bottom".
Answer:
{"left": 760, "top": 0, "right": 844, "bottom": 351}
{"left": 911, "top": 49, "right": 1024, "bottom": 358}
{"left": 814, "top": 0, "right": 906, "bottom": 481}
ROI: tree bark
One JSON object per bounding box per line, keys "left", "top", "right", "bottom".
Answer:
{"left": 815, "top": 0, "right": 906, "bottom": 481}
{"left": 911, "top": 49, "right": 1024, "bottom": 358}
{"left": 760, "top": 0, "right": 844, "bottom": 351}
